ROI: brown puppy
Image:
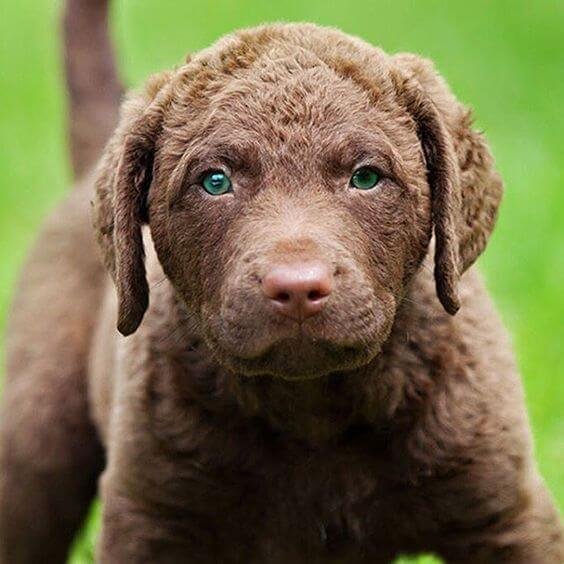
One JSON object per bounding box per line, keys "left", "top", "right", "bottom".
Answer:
{"left": 1, "top": 12, "right": 562, "bottom": 564}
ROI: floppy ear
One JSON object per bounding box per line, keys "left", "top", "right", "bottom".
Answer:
{"left": 93, "top": 72, "right": 172, "bottom": 335}
{"left": 391, "top": 54, "right": 503, "bottom": 314}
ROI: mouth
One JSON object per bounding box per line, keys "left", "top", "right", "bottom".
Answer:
{"left": 207, "top": 334, "right": 381, "bottom": 381}
{"left": 202, "top": 285, "right": 396, "bottom": 380}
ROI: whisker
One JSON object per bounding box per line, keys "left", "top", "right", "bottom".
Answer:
{"left": 400, "top": 296, "right": 426, "bottom": 308}
{"left": 150, "top": 276, "right": 168, "bottom": 289}
{"left": 419, "top": 263, "right": 434, "bottom": 275}
{"left": 158, "top": 323, "right": 188, "bottom": 346}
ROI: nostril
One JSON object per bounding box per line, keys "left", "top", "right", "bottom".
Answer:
{"left": 307, "top": 289, "right": 324, "bottom": 302}
{"left": 275, "top": 291, "right": 291, "bottom": 303}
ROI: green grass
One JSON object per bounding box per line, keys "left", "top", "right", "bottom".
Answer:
{"left": 1, "top": 0, "right": 562, "bottom": 562}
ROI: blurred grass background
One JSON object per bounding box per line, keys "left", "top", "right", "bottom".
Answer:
{"left": 0, "top": 0, "right": 562, "bottom": 562}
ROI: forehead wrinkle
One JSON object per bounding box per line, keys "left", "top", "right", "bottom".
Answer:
{"left": 202, "top": 53, "right": 373, "bottom": 126}
{"left": 163, "top": 36, "right": 418, "bottom": 191}
{"left": 320, "top": 128, "right": 411, "bottom": 184}
{"left": 168, "top": 24, "right": 397, "bottom": 130}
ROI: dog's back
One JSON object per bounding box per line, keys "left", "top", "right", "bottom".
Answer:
{"left": 0, "top": 0, "right": 119, "bottom": 561}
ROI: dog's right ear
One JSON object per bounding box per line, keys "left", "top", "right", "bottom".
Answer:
{"left": 390, "top": 54, "right": 503, "bottom": 314}
{"left": 93, "top": 72, "right": 173, "bottom": 336}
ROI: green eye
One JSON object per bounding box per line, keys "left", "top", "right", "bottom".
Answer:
{"left": 201, "top": 170, "right": 232, "bottom": 195}
{"left": 350, "top": 167, "right": 380, "bottom": 190}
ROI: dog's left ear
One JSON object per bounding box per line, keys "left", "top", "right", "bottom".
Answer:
{"left": 93, "top": 71, "right": 173, "bottom": 336}
{"left": 391, "top": 54, "right": 503, "bottom": 314}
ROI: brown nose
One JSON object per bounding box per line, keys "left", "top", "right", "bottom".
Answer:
{"left": 261, "top": 260, "right": 334, "bottom": 321}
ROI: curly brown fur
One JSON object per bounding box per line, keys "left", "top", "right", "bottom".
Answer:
{"left": 1, "top": 19, "right": 562, "bottom": 564}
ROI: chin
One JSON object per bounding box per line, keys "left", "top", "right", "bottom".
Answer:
{"left": 208, "top": 335, "right": 383, "bottom": 381}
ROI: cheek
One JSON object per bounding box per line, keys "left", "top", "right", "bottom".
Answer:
{"left": 346, "top": 186, "right": 430, "bottom": 293}
{"left": 402, "top": 184, "right": 433, "bottom": 277}
{"left": 150, "top": 196, "right": 236, "bottom": 307}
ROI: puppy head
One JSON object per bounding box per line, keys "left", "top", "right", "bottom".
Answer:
{"left": 93, "top": 24, "right": 502, "bottom": 380}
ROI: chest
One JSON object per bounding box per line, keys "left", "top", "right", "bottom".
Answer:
{"left": 220, "top": 433, "right": 431, "bottom": 562}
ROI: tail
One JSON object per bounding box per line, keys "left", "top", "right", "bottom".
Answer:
{"left": 63, "top": 0, "right": 123, "bottom": 179}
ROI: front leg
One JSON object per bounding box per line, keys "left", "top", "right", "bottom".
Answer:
{"left": 98, "top": 483, "right": 197, "bottom": 563}
{"left": 98, "top": 469, "right": 261, "bottom": 564}
{"left": 436, "top": 475, "right": 563, "bottom": 563}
